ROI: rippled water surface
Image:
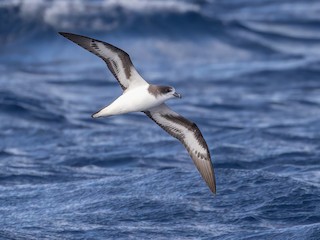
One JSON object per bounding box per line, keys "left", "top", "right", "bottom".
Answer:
{"left": 1, "top": 0, "right": 320, "bottom": 239}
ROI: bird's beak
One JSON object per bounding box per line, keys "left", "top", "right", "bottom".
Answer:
{"left": 173, "top": 92, "right": 182, "bottom": 98}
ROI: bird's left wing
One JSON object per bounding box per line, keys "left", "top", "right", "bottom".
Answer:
{"left": 144, "top": 104, "right": 216, "bottom": 194}
{"left": 59, "top": 32, "right": 147, "bottom": 91}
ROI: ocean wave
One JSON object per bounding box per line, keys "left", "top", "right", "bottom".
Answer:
{"left": 2, "top": 0, "right": 320, "bottom": 60}
{"left": 0, "top": 0, "right": 204, "bottom": 38}
{"left": 0, "top": 89, "right": 66, "bottom": 123}
{"left": 3, "top": 0, "right": 320, "bottom": 33}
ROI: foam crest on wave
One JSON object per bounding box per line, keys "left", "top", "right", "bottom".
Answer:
{"left": 1, "top": 0, "right": 200, "bottom": 31}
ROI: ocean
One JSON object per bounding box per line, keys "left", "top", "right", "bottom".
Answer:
{"left": 0, "top": 0, "right": 320, "bottom": 239}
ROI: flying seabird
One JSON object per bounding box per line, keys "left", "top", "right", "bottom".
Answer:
{"left": 59, "top": 32, "right": 216, "bottom": 194}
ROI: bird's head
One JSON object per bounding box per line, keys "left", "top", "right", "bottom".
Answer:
{"left": 153, "top": 85, "right": 182, "bottom": 101}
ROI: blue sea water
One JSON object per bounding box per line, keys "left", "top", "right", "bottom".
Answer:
{"left": 1, "top": 0, "right": 320, "bottom": 239}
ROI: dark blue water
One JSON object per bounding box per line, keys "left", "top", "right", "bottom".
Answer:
{"left": 1, "top": 0, "right": 320, "bottom": 239}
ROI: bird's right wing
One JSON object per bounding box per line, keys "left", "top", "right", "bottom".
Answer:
{"left": 59, "top": 32, "right": 148, "bottom": 91}
{"left": 144, "top": 104, "right": 216, "bottom": 194}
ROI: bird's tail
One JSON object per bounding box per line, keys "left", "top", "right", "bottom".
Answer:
{"left": 91, "top": 106, "right": 113, "bottom": 118}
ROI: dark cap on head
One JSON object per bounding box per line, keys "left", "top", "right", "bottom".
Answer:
{"left": 148, "top": 85, "right": 172, "bottom": 97}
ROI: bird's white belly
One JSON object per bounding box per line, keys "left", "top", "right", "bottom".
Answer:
{"left": 97, "top": 86, "right": 161, "bottom": 117}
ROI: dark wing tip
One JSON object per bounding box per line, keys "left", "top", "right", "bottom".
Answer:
{"left": 210, "top": 179, "right": 217, "bottom": 194}
{"left": 58, "top": 32, "right": 75, "bottom": 39}
{"left": 207, "top": 162, "right": 217, "bottom": 194}
{"left": 201, "top": 161, "right": 216, "bottom": 195}
{"left": 58, "top": 32, "right": 88, "bottom": 42}
{"left": 58, "top": 31, "right": 67, "bottom": 36}
{"left": 58, "top": 32, "right": 96, "bottom": 55}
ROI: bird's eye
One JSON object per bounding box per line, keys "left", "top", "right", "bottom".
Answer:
{"left": 167, "top": 88, "right": 172, "bottom": 93}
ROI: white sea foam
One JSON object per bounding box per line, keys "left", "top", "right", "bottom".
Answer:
{"left": 101, "top": 0, "right": 199, "bottom": 13}
{"left": 2, "top": 0, "right": 199, "bottom": 30}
